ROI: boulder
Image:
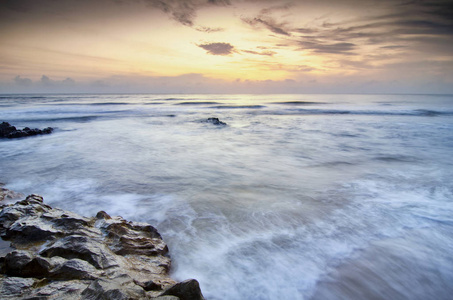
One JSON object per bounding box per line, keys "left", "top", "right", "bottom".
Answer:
{"left": 0, "top": 187, "right": 205, "bottom": 299}
{"left": 160, "top": 279, "right": 205, "bottom": 300}
{"left": 202, "top": 117, "right": 227, "bottom": 126}
{"left": 0, "top": 276, "right": 36, "bottom": 298}
{"left": 0, "top": 122, "right": 53, "bottom": 139}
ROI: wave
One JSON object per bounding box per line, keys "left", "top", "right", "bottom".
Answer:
{"left": 90, "top": 102, "right": 130, "bottom": 106}
{"left": 163, "top": 97, "right": 194, "bottom": 101}
{"left": 273, "top": 101, "right": 325, "bottom": 105}
{"left": 267, "top": 108, "right": 453, "bottom": 117}
{"left": 44, "top": 116, "right": 99, "bottom": 123}
{"left": 175, "top": 101, "right": 220, "bottom": 105}
{"left": 374, "top": 155, "right": 418, "bottom": 163}
{"left": 212, "top": 105, "right": 266, "bottom": 109}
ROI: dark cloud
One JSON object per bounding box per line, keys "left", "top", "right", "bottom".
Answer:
{"left": 208, "top": 0, "right": 231, "bottom": 5}
{"left": 259, "top": 3, "right": 294, "bottom": 15}
{"left": 140, "top": 0, "right": 231, "bottom": 26}
{"left": 198, "top": 42, "right": 235, "bottom": 55}
{"left": 242, "top": 17, "right": 291, "bottom": 36}
{"left": 398, "top": 0, "right": 453, "bottom": 22}
{"left": 299, "top": 41, "right": 356, "bottom": 55}
{"left": 282, "top": 0, "right": 453, "bottom": 57}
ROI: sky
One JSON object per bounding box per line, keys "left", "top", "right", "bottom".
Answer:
{"left": 1, "top": 0, "right": 452, "bottom": 94}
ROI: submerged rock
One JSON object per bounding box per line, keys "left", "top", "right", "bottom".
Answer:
{"left": 202, "top": 117, "right": 227, "bottom": 126}
{"left": 0, "top": 188, "right": 205, "bottom": 299}
{"left": 0, "top": 121, "right": 53, "bottom": 139}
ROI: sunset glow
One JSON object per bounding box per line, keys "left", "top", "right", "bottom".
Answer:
{"left": 1, "top": 0, "right": 452, "bottom": 93}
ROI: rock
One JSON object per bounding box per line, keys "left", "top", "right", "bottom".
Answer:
{"left": 0, "top": 184, "right": 24, "bottom": 202}
{"left": 160, "top": 279, "right": 205, "bottom": 300}
{"left": 3, "top": 250, "right": 52, "bottom": 278}
{"left": 49, "top": 258, "right": 100, "bottom": 280}
{"left": 81, "top": 277, "right": 147, "bottom": 300}
{"left": 0, "top": 121, "right": 53, "bottom": 139}
{"left": 0, "top": 276, "right": 35, "bottom": 298}
{"left": 202, "top": 117, "right": 227, "bottom": 126}
{"left": 0, "top": 188, "right": 206, "bottom": 299}
{"left": 39, "top": 235, "right": 119, "bottom": 269}
{"left": 153, "top": 296, "right": 180, "bottom": 300}
{"left": 28, "top": 279, "right": 90, "bottom": 300}
{"left": 96, "top": 210, "right": 112, "bottom": 220}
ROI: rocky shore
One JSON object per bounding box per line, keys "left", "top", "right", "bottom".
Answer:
{"left": 0, "top": 122, "right": 53, "bottom": 139}
{"left": 0, "top": 187, "right": 205, "bottom": 300}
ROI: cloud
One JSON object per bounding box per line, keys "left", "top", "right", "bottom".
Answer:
{"left": 14, "top": 75, "right": 32, "bottom": 87}
{"left": 197, "top": 42, "right": 235, "bottom": 55}
{"left": 241, "top": 49, "right": 276, "bottom": 56}
{"left": 140, "top": 0, "right": 231, "bottom": 27}
{"left": 8, "top": 75, "right": 77, "bottom": 92}
{"left": 40, "top": 75, "right": 52, "bottom": 86}
{"left": 299, "top": 41, "right": 356, "bottom": 55}
{"left": 242, "top": 16, "right": 291, "bottom": 36}
{"left": 195, "top": 26, "right": 225, "bottom": 33}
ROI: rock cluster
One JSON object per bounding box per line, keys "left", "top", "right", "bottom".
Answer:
{"left": 202, "top": 118, "right": 227, "bottom": 126}
{"left": 0, "top": 190, "right": 205, "bottom": 300}
{"left": 0, "top": 122, "right": 53, "bottom": 139}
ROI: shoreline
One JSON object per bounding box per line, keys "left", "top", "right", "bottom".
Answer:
{"left": 0, "top": 186, "right": 205, "bottom": 300}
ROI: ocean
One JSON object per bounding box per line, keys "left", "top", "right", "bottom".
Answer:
{"left": 1, "top": 93, "right": 453, "bottom": 299}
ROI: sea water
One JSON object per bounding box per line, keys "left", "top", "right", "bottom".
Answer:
{"left": 1, "top": 94, "right": 453, "bottom": 299}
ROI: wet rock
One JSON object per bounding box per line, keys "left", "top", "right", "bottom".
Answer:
{"left": 153, "top": 296, "right": 180, "bottom": 300}
{"left": 0, "top": 188, "right": 206, "bottom": 299}
{"left": 0, "top": 184, "right": 24, "bottom": 202}
{"left": 39, "top": 235, "right": 118, "bottom": 269}
{"left": 96, "top": 210, "right": 112, "bottom": 220}
{"left": 49, "top": 258, "right": 100, "bottom": 280}
{"left": 81, "top": 277, "right": 147, "bottom": 300}
{"left": 202, "top": 117, "right": 227, "bottom": 126}
{"left": 160, "top": 279, "right": 205, "bottom": 300}
{"left": 29, "top": 279, "right": 90, "bottom": 300}
{"left": 0, "top": 276, "right": 35, "bottom": 298}
{"left": 0, "top": 122, "right": 53, "bottom": 139}
{"left": 3, "top": 250, "right": 52, "bottom": 278}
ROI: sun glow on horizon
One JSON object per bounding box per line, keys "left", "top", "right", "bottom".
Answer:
{"left": 0, "top": 0, "right": 452, "bottom": 94}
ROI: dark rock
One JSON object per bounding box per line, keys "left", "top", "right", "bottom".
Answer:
{"left": 138, "top": 279, "right": 163, "bottom": 291}
{"left": 81, "top": 277, "right": 146, "bottom": 300}
{"left": 96, "top": 211, "right": 112, "bottom": 220}
{"left": 26, "top": 279, "right": 90, "bottom": 300}
{"left": 3, "top": 250, "right": 34, "bottom": 273}
{"left": 160, "top": 279, "right": 205, "bottom": 300}
{"left": 39, "top": 235, "right": 118, "bottom": 269}
{"left": 0, "top": 189, "right": 203, "bottom": 299}
{"left": 202, "top": 117, "right": 227, "bottom": 126}
{"left": 24, "top": 194, "right": 44, "bottom": 203}
{"left": 3, "top": 251, "right": 52, "bottom": 278}
{"left": 0, "top": 276, "right": 35, "bottom": 298}
{"left": 0, "top": 122, "right": 53, "bottom": 139}
{"left": 49, "top": 258, "right": 99, "bottom": 280}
